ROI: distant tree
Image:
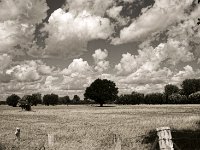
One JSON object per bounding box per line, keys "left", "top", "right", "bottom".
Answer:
{"left": 73, "top": 95, "right": 80, "bottom": 103}
{"left": 84, "top": 78, "right": 118, "bottom": 107}
{"left": 181, "top": 79, "right": 200, "bottom": 97}
{"left": 144, "top": 93, "right": 164, "bottom": 104}
{"left": 131, "top": 91, "right": 144, "bottom": 104}
{"left": 164, "top": 84, "right": 179, "bottom": 103}
{"left": 188, "top": 91, "right": 200, "bottom": 104}
{"left": 168, "top": 94, "right": 188, "bottom": 104}
{"left": 115, "top": 93, "right": 143, "bottom": 105}
{"left": 43, "top": 93, "right": 58, "bottom": 106}
{"left": 59, "top": 96, "right": 71, "bottom": 105}
{"left": 31, "top": 93, "right": 42, "bottom": 105}
{"left": 6, "top": 94, "right": 20, "bottom": 107}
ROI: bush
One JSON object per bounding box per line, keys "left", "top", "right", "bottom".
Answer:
{"left": 43, "top": 93, "right": 58, "bottom": 106}
{"left": 168, "top": 94, "right": 188, "bottom": 104}
{"left": 188, "top": 91, "right": 200, "bottom": 104}
{"left": 6, "top": 94, "right": 20, "bottom": 107}
{"left": 144, "top": 93, "right": 164, "bottom": 104}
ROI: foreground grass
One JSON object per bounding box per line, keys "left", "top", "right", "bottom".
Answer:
{"left": 0, "top": 105, "right": 200, "bottom": 150}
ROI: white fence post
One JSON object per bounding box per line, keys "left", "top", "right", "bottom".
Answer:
{"left": 48, "top": 133, "right": 54, "bottom": 147}
{"left": 156, "top": 127, "right": 174, "bottom": 150}
{"left": 113, "top": 134, "right": 121, "bottom": 150}
{"left": 15, "top": 127, "right": 20, "bottom": 141}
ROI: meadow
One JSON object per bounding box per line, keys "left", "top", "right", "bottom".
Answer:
{"left": 0, "top": 105, "right": 200, "bottom": 150}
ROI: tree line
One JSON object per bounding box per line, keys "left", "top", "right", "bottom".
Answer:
{"left": 116, "top": 79, "right": 200, "bottom": 105}
{"left": 4, "top": 78, "right": 200, "bottom": 108}
{"left": 5, "top": 93, "right": 89, "bottom": 108}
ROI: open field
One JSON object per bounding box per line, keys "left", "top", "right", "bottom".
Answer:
{"left": 0, "top": 105, "right": 200, "bottom": 150}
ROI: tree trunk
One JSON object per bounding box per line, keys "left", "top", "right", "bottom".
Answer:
{"left": 100, "top": 103, "right": 103, "bottom": 107}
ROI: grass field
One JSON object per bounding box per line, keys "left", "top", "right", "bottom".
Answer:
{"left": 0, "top": 104, "right": 200, "bottom": 150}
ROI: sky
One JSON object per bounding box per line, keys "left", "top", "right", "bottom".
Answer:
{"left": 0, "top": 0, "right": 200, "bottom": 99}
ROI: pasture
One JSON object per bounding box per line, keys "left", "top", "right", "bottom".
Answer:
{"left": 0, "top": 105, "right": 200, "bottom": 150}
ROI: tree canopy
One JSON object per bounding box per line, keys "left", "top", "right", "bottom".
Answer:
{"left": 6, "top": 94, "right": 20, "bottom": 107}
{"left": 181, "top": 79, "right": 200, "bottom": 97}
{"left": 84, "top": 78, "right": 118, "bottom": 107}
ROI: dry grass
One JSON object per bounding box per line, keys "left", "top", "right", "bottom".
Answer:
{"left": 0, "top": 104, "right": 200, "bottom": 150}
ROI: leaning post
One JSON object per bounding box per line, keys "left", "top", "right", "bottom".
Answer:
{"left": 156, "top": 127, "right": 174, "bottom": 150}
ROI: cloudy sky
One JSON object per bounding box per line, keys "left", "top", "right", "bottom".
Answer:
{"left": 0, "top": 0, "right": 200, "bottom": 99}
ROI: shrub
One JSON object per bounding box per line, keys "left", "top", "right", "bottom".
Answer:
{"left": 6, "top": 94, "right": 20, "bottom": 107}
{"left": 168, "top": 94, "right": 188, "bottom": 104}
{"left": 188, "top": 91, "right": 200, "bottom": 104}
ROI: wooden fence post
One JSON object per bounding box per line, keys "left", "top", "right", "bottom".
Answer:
{"left": 156, "top": 127, "right": 174, "bottom": 150}
{"left": 113, "top": 134, "right": 121, "bottom": 150}
{"left": 15, "top": 127, "right": 20, "bottom": 141}
{"left": 48, "top": 133, "right": 54, "bottom": 147}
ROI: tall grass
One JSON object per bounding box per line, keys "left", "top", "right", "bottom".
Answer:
{"left": 0, "top": 105, "right": 200, "bottom": 149}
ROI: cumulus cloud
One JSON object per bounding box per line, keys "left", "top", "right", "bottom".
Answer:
{"left": 106, "top": 6, "right": 128, "bottom": 26}
{"left": 0, "top": 54, "right": 12, "bottom": 72}
{"left": 116, "top": 39, "right": 194, "bottom": 75}
{"left": 112, "top": 0, "right": 193, "bottom": 44}
{"left": 65, "top": 0, "right": 114, "bottom": 16}
{"left": 6, "top": 60, "right": 52, "bottom": 82}
{"left": 44, "top": 8, "right": 113, "bottom": 58}
{"left": 92, "top": 49, "right": 110, "bottom": 72}
{"left": 0, "top": 0, "right": 48, "bottom": 24}
{"left": 0, "top": 0, "right": 48, "bottom": 57}
{"left": 171, "top": 65, "right": 200, "bottom": 85}
{"left": 61, "top": 58, "right": 92, "bottom": 76}
{"left": 0, "top": 21, "right": 34, "bottom": 53}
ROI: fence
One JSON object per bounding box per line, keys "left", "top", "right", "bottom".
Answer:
{"left": 1, "top": 127, "right": 200, "bottom": 150}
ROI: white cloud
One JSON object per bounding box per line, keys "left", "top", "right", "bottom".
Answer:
{"left": 116, "top": 38, "right": 194, "bottom": 75}
{"left": 92, "top": 49, "right": 108, "bottom": 61}
{"left": 0, "top": 0, "right": 48, "bottom": 57}
{"left": 6, "top": 60, "right": 52, "bottom": 82}
{"left": 92, "top": 49, "right": 110, "bottom": 72}
{"left": 65, "top": 0, "right": 114, "bottom": 16}
{"left": 61, "top": 58, "right": 92, "bottom": 76}
{"left": 0, "top": 54, "right": 12, "bottom": 72}
{"left": 0, "top": 0, "right": 48, "bottom": 24}
{"left": 171, "top": 65, "right": 200, "bottom": 84}
{"left": 0, "top": 21, "right": 34, "bottom": 53}
{"left": 44, "top": 8, "right": 113, "bottom": 58}
{"left": 112, "top": 0, "right": 193, "bottom": 44}
{"left": 106, "top": 6, "right": 128, "bottom": 25}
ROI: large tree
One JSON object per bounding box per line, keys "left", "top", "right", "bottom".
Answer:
{"left": 164, "top": 84, "right": 179, "bottom": 103}
{"left": 84, "top": 79, "right": 118, "bottom": 107}
{"left": 6, "top": 94, "right": 21, "bottom": 107}
{"left": 181, "top": 79, "right": 200, "bottom": 97}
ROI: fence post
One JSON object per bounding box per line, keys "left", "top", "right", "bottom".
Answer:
{"left": 48, "top": 133, "right": 54, "bottom": 147}
{"left": 156, "top": 127, "right": 174, "bottom": 150}
{"left": 113, "top": 134, "right": 121, "bottom": 150}
{"left": 15, "top": 127, "right": 20, "bottom": 141}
